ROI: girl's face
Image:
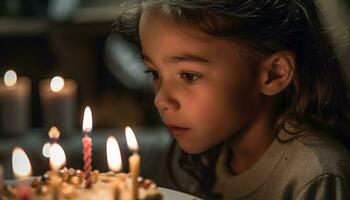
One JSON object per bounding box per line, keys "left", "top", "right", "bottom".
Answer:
{"left": 139, "top": 10, "right": 266, "bottom": 154}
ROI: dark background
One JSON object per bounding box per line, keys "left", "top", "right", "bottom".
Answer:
{"left": 0, "top": 0, "right": 349, "bottom": 191}
{"left": 0, "top": 0, "right": 168, "bottom": 182}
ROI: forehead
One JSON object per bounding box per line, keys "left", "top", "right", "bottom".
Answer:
{"left": 139, "top": 8, "right": 242, "bottom": 61}
{"left": 140, "top": 8, "right": 216, "bottom": 42}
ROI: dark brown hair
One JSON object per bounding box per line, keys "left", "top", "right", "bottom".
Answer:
{"left": 113, "top": 0, "right": 350, "bottom": 198}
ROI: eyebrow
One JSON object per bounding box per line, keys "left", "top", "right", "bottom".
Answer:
{"left": 141, "top": 53, "right": 210, "bottom": 66}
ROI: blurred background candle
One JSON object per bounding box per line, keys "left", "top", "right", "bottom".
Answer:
{"left": 12, "top": 147, "right": 32, "bottom": 200}
{"left": 125, "top": 126, "right": 140, "bottom": 200}
{"left": 0, "top": 70, "right": 31, "bottom": 136}
{"left": 39, "top": 76, "right": 77, "bottom": 136}
{"left": 42, "top": 126, "right": 61, "bottom": 159}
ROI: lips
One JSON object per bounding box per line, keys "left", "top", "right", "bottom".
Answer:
{"left": 166, "top": 124, "right": 190, "bottom": 137}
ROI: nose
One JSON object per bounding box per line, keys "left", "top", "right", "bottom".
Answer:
{"left": 154, "top": 82, "right": 180, "bottom": 112}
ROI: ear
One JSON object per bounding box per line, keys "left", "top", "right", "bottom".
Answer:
{"left": 259, "top": 51, "right": 295, "bottom": 96}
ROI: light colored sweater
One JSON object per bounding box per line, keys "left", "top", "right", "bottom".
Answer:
{"left": 213, "top": 129, "right": 350, "bottom": 199}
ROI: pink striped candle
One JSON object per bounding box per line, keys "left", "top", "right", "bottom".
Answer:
{"left": 82, "top": 106, "right": 93, "bottom": 188}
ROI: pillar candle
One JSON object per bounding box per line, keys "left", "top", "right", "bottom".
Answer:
{"left": 39, "top": 76, "right": 77, "bottom": 135}
{"left": 0, "top": 70, "right": 31, "bottom": 136}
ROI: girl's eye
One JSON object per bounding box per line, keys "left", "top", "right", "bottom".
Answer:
{"left": 144, "top": 69, "right": 160, "bottom": 80}
{"left": 180, "top": 72, "right": 201, "bottom": 83}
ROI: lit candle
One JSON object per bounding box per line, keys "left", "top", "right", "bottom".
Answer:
{"left": 49, "top": 143, "right": 66, "bottom": 171}
{"left": 49, "top": 143, "right": 66, "bottom": 200}
{"left": 106, "top": 136, "right": 122, "bottom": 200}
{"left": 82, "top": 106, "right": 93, "bottom": 188}
{"left": 42, "top": 127, "right": 61, "bottom": 158}
{"left": 39, "top": 76, "right": 77, "bottom": 135}
{"left": 12, "top": 147, "right": 32, "bottom": 200}
{"left": 125, "top": 127, "right": 140, "bottom": 200}
{"left": 0, "top": 70, "right": 31, "bottom": 135}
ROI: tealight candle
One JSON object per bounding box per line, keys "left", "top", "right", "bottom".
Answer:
{"left": 12, "top": 147, "right": 32, "bottom": 200}
{"left": 82, "top": 106, "right": 93, "bottom": 188}
{"left": 0, "top": 70, "right": 31, "bottom": 135}
{"left": 39, "top": 76, "right": 77, "bottom": 135}
{"left": 125, "top": 127, "right": 140, "bottom": 200}
{"left": 106, "top": 136, "right": 122, "bottom": 199}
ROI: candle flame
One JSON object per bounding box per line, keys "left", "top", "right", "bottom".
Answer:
{"left": 49, "top": 143, "right": 66, "bottom": 171}
{"left": 48, "top": 126, "right": 60, "bottom": 139}
{"left": 82, "top": 106, "right": 93, "bottom": 132}
{"left": 50, "top": 76, "right": 65, "bottom": 92}
{"left": 106, "top": 136, "right": 122, "bottom": 172}
{"left": 12, "top": 147, "right": 32, "bottom": 178}
{"left": 125, "top": 126, "right": 139, "bottom": 152}
{"left": 4, "top": 70, "right": 17, "bottom": 87}
{"left": 42, "top": 142, "right": 51, "bottom": 158}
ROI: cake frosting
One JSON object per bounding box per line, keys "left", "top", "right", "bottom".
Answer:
{"left": 2, "top": 168, "right": 162, "bottom": 200}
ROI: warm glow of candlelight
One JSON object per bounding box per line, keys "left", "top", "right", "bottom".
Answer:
{"left": 48, "top": 126, "right": 60, "bottom": 139}
{"left": 125, "top": 126, "right": 139, "bottom": 152}
{"left": 42, "top": 142, "right": 51, "bottom": 158}
{"left": 49, "top": 143, "right": 66, "bottom": 171}
{"left": 4, "top": 70, "right": 17, "bottom": 87}
{"left": 82, "top": 106, "right": 93, "bottom": 132}
{"left": 50, "top": 76, "right": 65, "bottom": 92}
{"left": 12, "top": 147, "right": 32, "bottom": 178}
{"left": 107, "top": 136, "right": 122, "bottom": 172}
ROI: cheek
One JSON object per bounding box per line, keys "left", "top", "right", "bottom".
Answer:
{"left": 189, "top": 95, "right": 232, "bottom": 130}
{"left": 153, "top": 81, "right": 160, "bottom": 93}
{"left": 192, "top": 84, "right": 261, "bottom": 132}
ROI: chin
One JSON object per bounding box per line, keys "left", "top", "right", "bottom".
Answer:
{"left": 176, "top": 140, "right": 209, "bottom": 155}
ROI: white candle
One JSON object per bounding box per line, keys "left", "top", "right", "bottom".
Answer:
{"left": 0, "top": 70, "right": 31, "bottom": 135}
{"left": 125, "top": 127, "right": 140, "bottom": 200}
{"left": 49, "top": 143, "right": 66, "bottom": 200}
{"left": 39, "top": 76, "right": 77, "bottom": 135}
{"left": 107, "top": 136, "right": 122, "bottom": 172}
{"left": 12, "top": 147, "right": 32, "bottom": 200}
{"left": 106, "top": 136, "right": 122, "bottom": 200}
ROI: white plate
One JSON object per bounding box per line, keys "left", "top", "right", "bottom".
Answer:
{"left": 159, "top": 187, "right": 202, "bottom": 200}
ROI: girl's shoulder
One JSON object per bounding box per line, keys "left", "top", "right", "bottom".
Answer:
{"left": 273, "top": 130, "right": 350, "bottom": 197}
{"left": 283, "top": 129, "right": 350, "bottom": 177}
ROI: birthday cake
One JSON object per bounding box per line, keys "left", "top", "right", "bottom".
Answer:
{"left": 2, "top": 168, "right": 162, "bottom": 200}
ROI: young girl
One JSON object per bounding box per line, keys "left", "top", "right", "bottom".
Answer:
{"left": 113, "top": 0, "right": 350, "bottom": 199}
